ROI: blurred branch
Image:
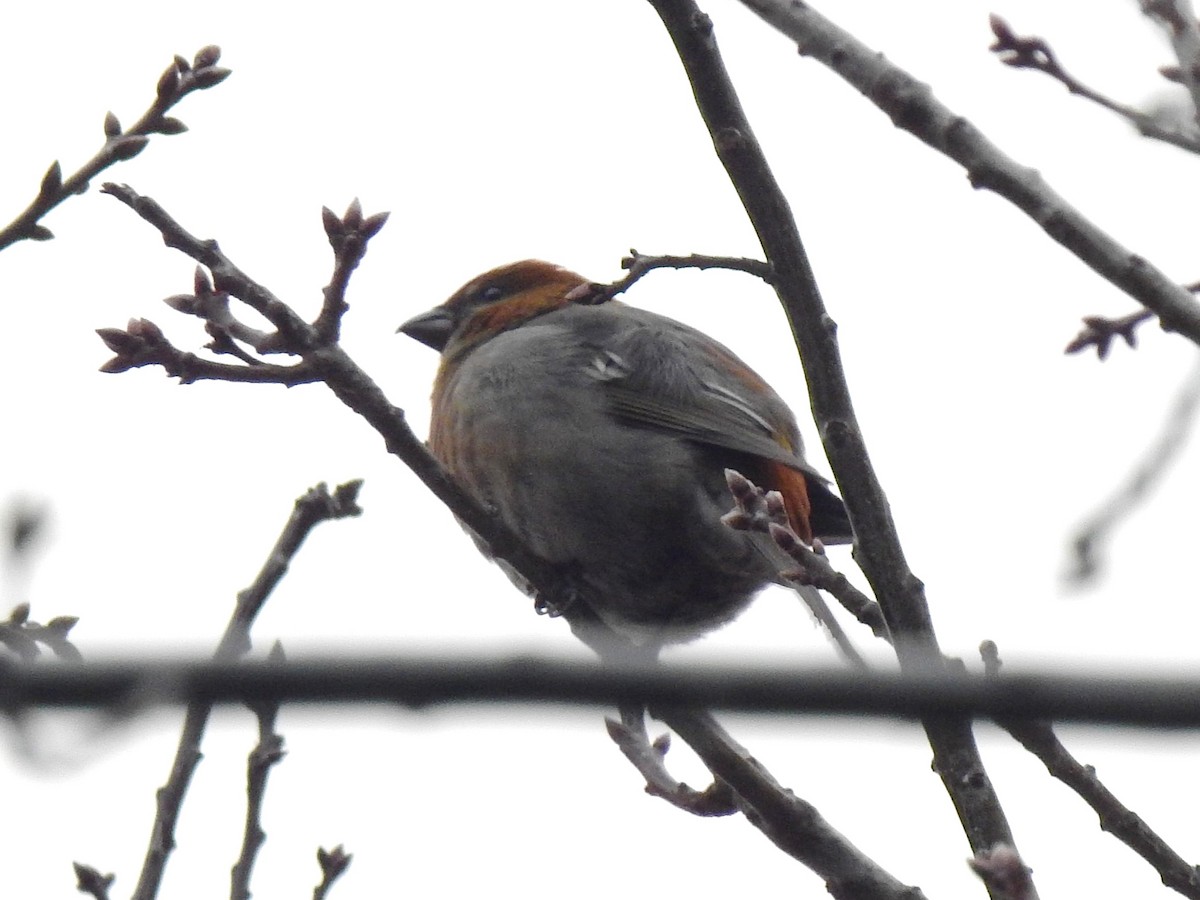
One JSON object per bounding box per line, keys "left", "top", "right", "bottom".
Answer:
{"left": 4, "top": 500, "right": 48, "bottom": 561}
{"left": 988, "top": 15, "right": 1200, "bottom": 153}
{"left": 96, "top": 314, "right": 321, "bottom": 383}
{"left": 131, "top": 481, "right": 361, "bottom": 900}
{"left": 0, "top": 603, "right": 80, "bottom": 661}
{"left": 740, "top": 0, "right": 1200, "bottom": 350}
{"left": 646, "top": 0, "right": 1022, "bottom": 882}
{"left": 1066, "top": 357, "right": 1200, "bottom": 584}
{"left": 981, "top": 642, "right": 1200, "bottom": 899}
{"left": 0, "top": 46, "right": 230, "bottom": 253}
{"left": 1139, "top": 0, "right": 1200, "bottom": 125}
{"left": 6, "top": 656, "right": 1200, "bottom": 725}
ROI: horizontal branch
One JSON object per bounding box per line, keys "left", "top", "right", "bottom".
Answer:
{"left": 8, "top": 656, "right": 1200, "bottom": 725}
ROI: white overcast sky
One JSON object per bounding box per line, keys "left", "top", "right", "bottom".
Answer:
{"left": 4, "top": 1, "right": 1200, "bottom": 898}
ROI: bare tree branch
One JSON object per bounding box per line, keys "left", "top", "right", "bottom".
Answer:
{"left": 988, "top": 15, "right": 1200, "bottom": 153}
{"left": 0, "top": 603, "right": 80, "bottom": 661}
{"left": 231, "top": 643, "right": 288, "bottom": 900}
{"left": 740, "top": 0, "right": 1200, "bottom": 351}
{"left": 646, "top": 1, "right": 1024, "bottom": 885}
{"left": 606, "top": 703, "right": 739, "bottom": 816}
{"left": 655, "top": 707, "right": 927, "bottom": 900}
{"left": 8, "top": 656, "right": 1200, "bottom": 726}
{"left": 96, "top": 187, "right": 597, "bottom": 646}
{"left": 981, "top": 642, "right": 1200, "bottom": 899}
{"left": 94, "top": 145, "right": 926, "bottom": 900}
{"left": 131, "top": 481, "right": 361, "bottom": 900}
{"left": 1064, "top": 309, "right": 1156, "bottom": 358}
{"left": 725, "top": 460, "right": 1200, "bottom": 899}
{"left": 0, "top": 47, "right": 230, "bottom": 253}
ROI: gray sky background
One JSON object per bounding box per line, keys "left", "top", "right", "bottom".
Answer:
{"left": 3, "top": 2, "right": 1199, "bottom": 898}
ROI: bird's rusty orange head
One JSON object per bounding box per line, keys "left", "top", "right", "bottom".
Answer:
{"left": 399, "top": 260, "right": 592, "bottom": 358}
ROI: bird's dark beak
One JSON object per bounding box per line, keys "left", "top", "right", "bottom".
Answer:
{"left": 397, "top": 306, "right": 455, "bottom": 352}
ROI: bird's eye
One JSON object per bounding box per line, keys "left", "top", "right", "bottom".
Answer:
{"left": 480, "top": 285, "right": 504, "bottom": 303}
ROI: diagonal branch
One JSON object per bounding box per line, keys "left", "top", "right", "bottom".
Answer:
{"left": 981, "top": 642, "right": 1200, "bottom": 899}
{"left": 102, "top": 187, "right": 930, "bottom": 893}
{"left": 723, "top": 468, "right": 889, "bottom": 644}
{"left": 231, "top": 642, "right": 288, "bottom": 900}
{"left": 656, "top": 707, "right": 927, "bottom": 900}
{"left": 988, "top": 15, "right": 1200, "bottom": 153}
{"left": 646, "top": 2, "right": 1025, "bottom": 886}
{"left": 1064, "top": 309, "right": 1156, "bottom": 359}
{"left": 100, "top": 186, "right": 610, "bottom": 650}
{"left": 130, "top": 481, "right": 361, "bottom": 900}
{"left": 0, "top": 47, "right": 230, "bottom": 253}
{"left": 606, "top": 703, "right": 739, "bottom": 816}
{"left": 740, "top": 0, "right": 1200, "bottom": 350}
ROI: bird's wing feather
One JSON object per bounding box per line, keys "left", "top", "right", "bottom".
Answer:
{"left": 601, "top": 381, "right": 804, "bottom": 468}
{"left": 566, "top": 304, "right": 812, "bottom": 470}
{"left": 552, "top": 303, "right": 854, "bottom": 544}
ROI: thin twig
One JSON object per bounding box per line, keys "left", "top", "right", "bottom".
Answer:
{"left": 130, "top": 482, "right": 362, "bottom": 900}
{"left": 0, "top": 603, "right": 81, "bottom": 661}
{"left": 723, "top": 468, "right": 888, "bottom": 647}
{"left": 647, "top": 1, "right": 1025, "bottom": 886}
{"left": 655, "top": 707, "right": 927, "bottom": 900}
{"left": 99, "top": 186, "right": 607, "bottom": 648}
{"left": 605, "top": 703, "right": 738, "bottom": 815}
{"left": 96, "top": 317, "right": 319, "bottom": 383}
{"left": 313, "top": 200, "right": 387, "bottom": 343}
{"left": 988, "top": 15, "right": 1200, "bottom": 153}
{"left": 0, "top": 47, "right": 230, "bottom": 252}
{"left": 592, "top": 250, "right": 774, "bottom": 302}
{"left": 313, "top": 845, "right": 352, "bottom": 900}
{"left": 1064, "top": 309, "right": 1156, "bottom": 358}
{"left": 231, "top": 642, "right": 288, "bottom": 900}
